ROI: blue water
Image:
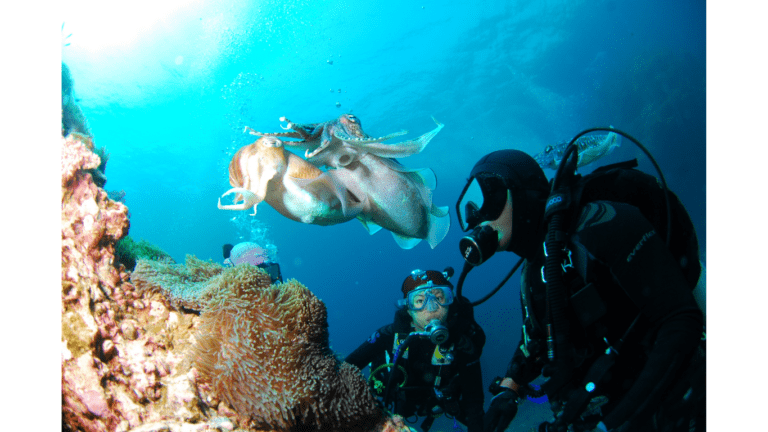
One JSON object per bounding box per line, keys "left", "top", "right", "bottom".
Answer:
{"left": 62, "top": 0, "right": 705, "bottom": 430}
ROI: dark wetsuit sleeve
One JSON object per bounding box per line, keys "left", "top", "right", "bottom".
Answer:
{"left": 344, "top": 324, "right": 394, "bottom": 370}
{"left": 573, "top": 202, "right": 704, "bottom": 429}
{"left": 458, "top": 359, "right": 485, "bottom": 432}
{"left": 505, "top": 342, "right": 543, "bottom": 386}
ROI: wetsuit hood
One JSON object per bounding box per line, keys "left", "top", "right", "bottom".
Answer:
{"left": 468, "top": 150, "right": 549, "bottom": 259}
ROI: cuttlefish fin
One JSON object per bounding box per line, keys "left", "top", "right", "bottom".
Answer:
{"left": 392, "top": 232, "right": 423, "bottom": 250}
{"left": 431, "top": 204, "right": 449, "bottom": 218}
{"left": 375, "top": 159, "right": 438, "bottom": 191}
{"left": 345, "top": 118, "right": 444, "bottom": 158}
{"left": 426, "top": 206, "right": 451, "bottom": 249}
{"left": 413, "top": 167, "right": 437, "bottom": 191}
{"left": 357, "top": 217, "right": 384, "bottom": 235}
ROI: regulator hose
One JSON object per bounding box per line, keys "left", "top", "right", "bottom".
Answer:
{"left": 382, "top": 334, "right": 417, "bottom": 410}
{"left": 456, "top": 258, "right": 524, "bottom": 307}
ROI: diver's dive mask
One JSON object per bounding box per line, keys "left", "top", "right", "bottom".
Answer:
{"left": 397, "top": 283, "right": 454, "bottom": 311}
{"left": 456, "top": 174, "right": 508, "bottom": 266}
{"left": 456, "top": 174, "right": 508, "bottom": 232}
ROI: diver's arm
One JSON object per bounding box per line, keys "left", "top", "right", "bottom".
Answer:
{"left": 343, "top": 324, "right": 394, "bottom": 370}
{"left": 484, "top": 344, "right": 537, "bottom": 432}
{"left": 503, "top": 343, "right": 543, "bottom": 392}
{"left": 575, "top": 202, "right": 704, "bottom": 429}
{"left": 458, "top": 359, "right": 485, "bottom": 432}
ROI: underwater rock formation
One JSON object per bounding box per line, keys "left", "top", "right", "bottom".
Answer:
{"left": 61, "top": 133, "right": 411, "bottom": 432}
{"left": 62, "top": 133, "right": 206, "bottom": 432}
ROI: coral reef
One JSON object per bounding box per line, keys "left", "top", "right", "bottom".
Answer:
{"left": 62, "top": 133, "right": 204, "bottom": 432}
{"left": 62, "top": 132, "right": 411, "bottom": 432}
{"left": 188, "top": 265, "right": 384, "bottom": 431}
{"left": 62, "top": 133, "right": 129, "bottom": 304}
{"left": 62, "top": 62, "right": 109, "bottom": 188}
{"left": 115, "top": 237, "right": 174, "bottom": 271}
{"left": 131, "top": 255, "right": 224, "bottom": 311}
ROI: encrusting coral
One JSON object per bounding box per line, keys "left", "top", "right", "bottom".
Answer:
{"left": 61, "top": 128, "right": 412, "bottom": 431}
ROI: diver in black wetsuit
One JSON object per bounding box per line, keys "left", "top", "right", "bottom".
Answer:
{"left": 455, "top": 150, "right": 705, "bottom": 432}
{"left": 345, "top": 269, "right": 486, "bottom": 432}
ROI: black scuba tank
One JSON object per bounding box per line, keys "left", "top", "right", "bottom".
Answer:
{"left": 573, "top": 160, "right": 701, "bottom": 290}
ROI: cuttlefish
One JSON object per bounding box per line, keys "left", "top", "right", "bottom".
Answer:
{"left": 534, "top": 130, "right": 621, "bottom": 170}
{"left": 331, "top": 154, "right": 450, "bottom": 249}
{"left": 251, "top": 113, "right": 444, "bottom": 169}
{"left": 218, "top": 117, "right": 450, "bottom": 249}
{"left": 217, "top": 132, "right": 359, "bottom": 225}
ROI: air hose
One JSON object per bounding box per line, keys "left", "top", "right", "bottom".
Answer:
{"left": 456, "top": 258, "right": 524, "bottom": 307}
{"left": 369, "top": 363, "right": 408, "bottom": 395}
{"left": 382, "top": 332, "right": 422, "bottom": 410}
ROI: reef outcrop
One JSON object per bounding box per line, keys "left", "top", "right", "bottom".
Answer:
{"left": 61, "top": 133, "right": 410, "bottom": 432}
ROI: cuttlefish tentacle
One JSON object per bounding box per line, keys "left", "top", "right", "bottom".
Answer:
{"left": 278, "top": 116, "right": 318, "bottom": 141}
{"left": 279, "top": 117, "right": 325, "bottom": 141}
{"left": 303, "top": 126, "right": 336, "bottom": 159}
{"left": 334, "top": 130, "right": 408, "bottom": 145}
{"left": 245, "top": 125, "right": 306, "bottom": 140}
{"left": 343, "top": 117, "right": 443, "bottom": 158}
{"left": 218, "top": 188, "right": 260, "bottom": 215}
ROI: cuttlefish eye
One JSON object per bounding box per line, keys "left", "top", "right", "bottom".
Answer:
{"left": 545, "top": 145, "right": 552, "bottom": 153}
{"left": 346, "top": 114, "right": 359, "bottom": 124}
{"left": 262, "top": 137, "right": 283, "bottom": 148}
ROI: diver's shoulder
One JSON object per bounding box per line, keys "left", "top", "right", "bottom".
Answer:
{"left": 574, "top": 200, "right": 648, "bottom": 232}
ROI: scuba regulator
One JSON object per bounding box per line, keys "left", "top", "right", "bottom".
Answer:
{"left": 421, "top": 319, "right": 450, "bottom": 345}
{"left": 459, "top": 224, "right": 500, "bottom": 267}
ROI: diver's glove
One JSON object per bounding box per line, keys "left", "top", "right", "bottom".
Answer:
{"left": 483, "top": 389, "right": 519, "bottom": 432}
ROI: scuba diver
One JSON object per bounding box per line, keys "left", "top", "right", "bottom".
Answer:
{"left": 344, "top": 268, "right": 486, "bottom": 432}
{"left": 455, "top": 147, "right": 705, "bottom": 432}
{"left": 222, "top": 242, "right": 283, "bottom": 284}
